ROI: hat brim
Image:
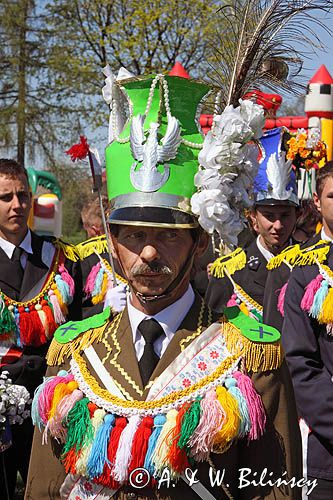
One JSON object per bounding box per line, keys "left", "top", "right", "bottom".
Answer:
{"left": 108, "top": 207, "right": 198, "bottom": 228}
{"left": 254, "top": 198, "right": 299, "bottom": 207}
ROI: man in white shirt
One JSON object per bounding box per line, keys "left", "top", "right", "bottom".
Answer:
{"left": 0, "top": 159, "right": 82, "bottom": 499}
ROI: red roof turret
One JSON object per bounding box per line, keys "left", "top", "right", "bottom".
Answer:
{"left": 169, "top": 62, "right": 190, "bottom": 78}
{"left": 309, "top": 65, "right": 333, "bottom": 84}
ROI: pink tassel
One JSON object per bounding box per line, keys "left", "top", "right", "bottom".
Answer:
{"left": 227, "top": 293, "right": 238, "bottom": 307}
{"left": 188, "top": 389, "right": 225, "bottom": 461}
{"left": 233, "top": 371, "right": 266, "bottom": 441}
{"left": 59, "top": 264, "right": 75, "bottom": 297}
{"left": 49, "top": 389, "right": 85, "bottom": 441}
{"left": 277, "top": 282, "right": 288, "bottom": 317}
{"left": 48, "top": 290, "right": 66, "bottom": 324}
{"left": 301, "top": 275, "right": 324, "bottom": 312}
{"left": 84, "top": 263, "right": 101, "bottom": 295}
{"left": 38, "top": 373, "right": 73, "bottom": 425}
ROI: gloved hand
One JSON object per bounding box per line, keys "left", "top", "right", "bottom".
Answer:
{"left": 103, "top": 283, "right": 127, "bottom": 313}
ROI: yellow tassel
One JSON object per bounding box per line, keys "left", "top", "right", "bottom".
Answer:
{"left": 267, "top": 241, "right": 330, "bottom": 270}
{"left": 48, "top": 380, "right": 78, "bottom": 419}
{"left": 210, "top": 248, "right": 246, "bottom": 278}
{"left": 239, "top": 303, "right": 250, "bottom": 316}
{"left": 46, "top": 323, "right": 109, "bottom": 366}
{"left": 295, "top": 243, "right": 330, "bottom": 266}
{"left": 318, "top": 287, "right": 333, "bottom": 324}
{"left": 267, "top": 244, "right": 301, "bottom": 270}
{"left": 152, "top": 409, "right": 178, "bottom": 473}
{"left": 213, "top": 386, "right": 240, "bottom": 453}
{"left": 37, "top": 309, "right": 49, "bottom": 337}
{"left": 76, "top": 235, "right": 108, "bottom": 260}
{"left": 222, "top": 320, "right": 282, "bottom": 373}
{"left": 76, "top": 408, "right": 106, "bottom": 476}
{"left": 92, "top": 273, "right": 109, "bottom": 305}
{"left": 54, "top": 239, "right": 79, "bottom": 262}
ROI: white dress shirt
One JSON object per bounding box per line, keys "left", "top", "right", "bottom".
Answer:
{"left": 127, "top": 285, "right": 195, "bottom": 361}
{"left": 0, "top": 230, "right": 55, "bottom": 269}
{"left": 321, "top": 227, "right": 333, "bottom": 242}
{"left": 256, "top": 235, "right": 274, "bottom": 262}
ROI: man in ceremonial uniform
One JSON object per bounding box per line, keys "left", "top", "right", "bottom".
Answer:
{"left": 0, "top": 159, "right": 82, "bottom": 499}
{"left": 264, "top": 161, "right": 333, "bottom": 331}
{"left": 206, "top": 127, "right": 299, "bottom": 319}
{"left": 26, "top": 73, "right": 302, "bottom": 500}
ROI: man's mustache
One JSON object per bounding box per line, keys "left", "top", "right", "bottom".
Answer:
{"left": 131, "top": 263, "right": 173, "bottom": 276}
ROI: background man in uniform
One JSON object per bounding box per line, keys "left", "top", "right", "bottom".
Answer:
{"left": 0, "top": 159, "right": 82, "bottom": 499}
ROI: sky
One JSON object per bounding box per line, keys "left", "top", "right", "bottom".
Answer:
{"left": 298, "top": 10, "right": 333, "bottom": 81}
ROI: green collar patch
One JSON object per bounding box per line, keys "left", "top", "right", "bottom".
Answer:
{"left": 54, "top": 307, "right": 111, "bottom": 344}
{"left": 224, "top": 306, "right": 280, "bottom": 343}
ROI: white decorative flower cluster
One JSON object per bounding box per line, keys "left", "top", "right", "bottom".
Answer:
{"left": 0, "top": 371, "right": 31, "bottom": 438}
{"left": 191, "top": 99, "right": 265, "bottom": 246}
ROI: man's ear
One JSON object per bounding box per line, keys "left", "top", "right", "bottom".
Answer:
{"left": 313, "top": 192, "right": 321, "bottom": 213}
{"left": 249, "top": 209, "right": 259, "bottom": 232}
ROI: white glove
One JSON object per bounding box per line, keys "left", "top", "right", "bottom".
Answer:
{"left": 103, "top": 283, "right": 127, "bottom": 313}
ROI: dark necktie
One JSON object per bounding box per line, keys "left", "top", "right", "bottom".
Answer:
{"left": 11, "top": 246, "right": 24, "bottom": 284}
{"left": 138, "top": 319, "right": 165, "bottom": 387}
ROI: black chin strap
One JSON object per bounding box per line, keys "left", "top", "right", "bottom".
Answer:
{"left": 113, "top": 237, "right": 199, "bottom": 304}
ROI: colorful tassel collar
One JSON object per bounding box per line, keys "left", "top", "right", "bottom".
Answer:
{"left": 84, "top": 257, "right": 126, "bottom": 306}
{"left": 32, "top": 363, "right": 266, "bottom": 487}
{"left": 300, "top": 261, "right": 333, "bottom": 334}
{"left": 0, "top": 248, "right": 75, "bottom": 348}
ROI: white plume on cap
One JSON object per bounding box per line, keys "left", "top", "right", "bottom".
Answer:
{"left": 266, "top": 152, "right": 293, "bottom": 200}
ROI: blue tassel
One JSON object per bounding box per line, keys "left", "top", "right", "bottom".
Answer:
{"left": 144, "top": 415, "right": 166, "bottom": 476}
{"left": 225, "top": 377, "right": 251, "bottom": 437}
{"left": 86, "top": 414, "right": 115, "bottom": 479}
{"left": 310, "top": 280, "right": 329, "bottom": 318}
{"left": 92, "top": 267, "right": 105, "bottom": 298}
{"left": 31, "top": 376, "right": 54, "bottom": 430}
{"left": 55, "top": 275, "right": 70, "bottom": 303}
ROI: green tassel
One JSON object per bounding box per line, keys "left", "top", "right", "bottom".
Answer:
{"left": 62, "top": 397, "right": 93, "bottom": 453}
{"left": 0, "top": 300, "right": 16, "bottom": 335}
{"left": 178, "top": 398, "right": 202, "bottom": 451}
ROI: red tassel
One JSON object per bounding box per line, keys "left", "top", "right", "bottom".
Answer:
{"left": 167, "top": 403, "right": 191, "bottom": 473}
{"left": 18, "top": 307, "right": 33, "bottom": 346}
{"left": 29, "top": 307, "right": 47, "bottom": 346}
{"left": 41, "top": 300, "right": 58, "bottom": 337}
{"left": 128, "top": 416, "right": 154, "bottom": 472}
{"left": 63, "top": 447, "right": 80, "bottom": 474}
{"left": 66, "top": 136, "right": 89, "bottom": 161}
{"left": 88, "top": 402, "right": 98, "bottom": 417}
{"left": 97, "top": 417, "right": 127, "bottom": 489}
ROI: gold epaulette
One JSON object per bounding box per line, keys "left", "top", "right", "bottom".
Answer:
{"left": 267, "top": 240, "right": 330, "bottom": 270}
{"left": 222, "top": 316, "right": 282, "bottom": 373}
{"left": 210, "top": 247, "right": 246, "bottom": 278}
{"left": 46, "top": 307, "right": 113, "bottom": 366}
{"left": 46, "top": 321, "right": 109, "bottom": 367}
{"left": 54, "top": 239, "right": 79, "bottom": 262}
{"left": 76, "top": 235, "right": 108, "bottom": 260}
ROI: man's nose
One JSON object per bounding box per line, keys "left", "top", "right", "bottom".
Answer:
{"left": 273, "top": 219, "right": 283, "bottom": 231}
{"left": 140, "top": 244, "right": 160, "bottom": 262}
{"left": 11, "top": 194, "right": 22, "bottom": 209}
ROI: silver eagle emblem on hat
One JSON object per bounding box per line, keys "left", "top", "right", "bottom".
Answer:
{"left": 129, "top": 113, "right": 181, "bottom": 192}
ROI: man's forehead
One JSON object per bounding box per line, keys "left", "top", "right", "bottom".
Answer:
{"left": 0, "top": 173, "right": 29, "bottom": 189}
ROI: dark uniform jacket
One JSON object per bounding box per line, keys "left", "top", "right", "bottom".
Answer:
{"left": 282, "top": 245, "right": 333, "bottom": 481}
{"left": 263, "top": 233, "right": 323, "bottom": 332}
{"left": 206, "top": 239, "right": 268, "bottom": 314}
{"left": 0, "top": 231, "right": 82, "bottom": 498}
{"left": 26, "top": 294, "right": 302, "bottom": 499}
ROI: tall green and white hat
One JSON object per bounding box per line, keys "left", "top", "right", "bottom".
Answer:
{"left": 103, "top": 70, "right": 209, "bottom": 228}
{"left": 102, "top": 67, "right": 265, "bottom": 246}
